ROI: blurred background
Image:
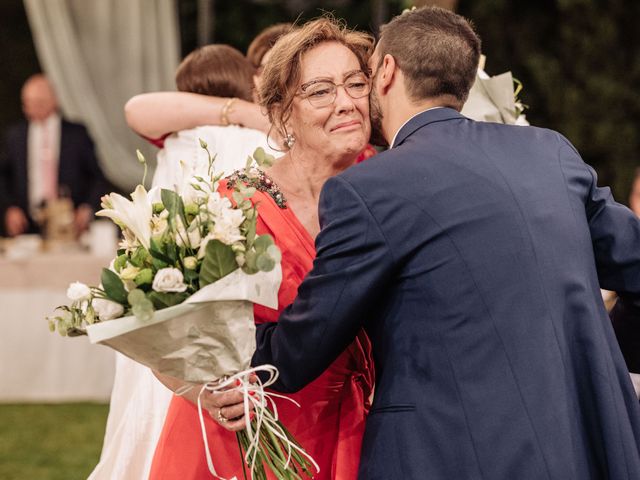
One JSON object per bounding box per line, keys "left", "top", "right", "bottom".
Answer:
{"left": 0, "top": 1, "right": 639, "bottom": 478}
{"left": 2, "top": 0, "right": 639, "bottom": 198}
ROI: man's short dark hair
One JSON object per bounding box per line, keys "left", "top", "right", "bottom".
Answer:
{"left": 378, "top": 7, "right": 481, "bottom": 108}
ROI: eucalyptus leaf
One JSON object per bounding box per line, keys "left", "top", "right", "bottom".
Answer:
{"left": 253, "top": 147, "right": 266, "bottom": 165}
{"left": 199, "top": 239, "right": 238, "bottom": 287}
{"left": 266, "top": 244, "right": 282, "bottom": 263}
{"left": 256, "top": 253, "right": 276, "bottom": 272}
{"left": 254, "top": 234, "right": 274, "bottom": 253}
{"left": 101, "top": 268, "right": 128, "bottom": 304}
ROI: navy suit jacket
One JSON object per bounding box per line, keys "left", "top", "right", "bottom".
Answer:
{"left": 0, "top": 118, "right": 109, "bottom": 234}
{"left": 253, "top": 108, "right": 640, "bottom": 479}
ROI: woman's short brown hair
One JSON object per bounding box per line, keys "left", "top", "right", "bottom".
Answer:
{"left": 257, "top": 16, "right": 374, "bottom": 148}
{"left": 175, "top": 44, "right": 254, "bottom": 102}
{"left": 378, "top": 7, "right": 481, "bottom": 108}
{"left": 246, "top": 23, "right": 295, "bottom": 70}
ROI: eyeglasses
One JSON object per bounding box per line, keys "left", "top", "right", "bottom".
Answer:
{"left": 298, "top": 72, "right": 371, "bottom": 108}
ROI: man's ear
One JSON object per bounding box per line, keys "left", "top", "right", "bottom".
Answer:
{"left": 378, "top": 54, "right": 397, "bottom": 94}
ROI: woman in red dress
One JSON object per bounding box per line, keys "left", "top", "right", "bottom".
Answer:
{"left": 150, "top": 17, "right": 376, "bottom": 479}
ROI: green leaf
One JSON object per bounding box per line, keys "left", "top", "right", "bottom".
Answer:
{"left": 244, "top": 250, "right": 259, "bottom": 274}
{"left": 129, "top": 247, "right": 150, "bottom": 268}
{"left": 161, "top": 188, "right": 187, "bottom": 227}
{"left": 149, "top": 237, "right": 174, "bottom": 265}
{"left": 184, "top": 268, "right": 199, "bottom": 283}
{"left": 199, "top": 239, "right": 238, "bottom": 287}
{"left": 148, "top": 291, "right": 189, "bottom": 310}
{"left": 151, "top": 257, "right": 169, "bottom": 270}
{"left": 254, "top": 234, "right": 274, "bottom": 253}
{"left": 256, "top": 252, "right": 276, "bottom": 272}
{"left": 101, "top": 268, "right": 128, "bottom": 304}
{"left": 253, "top": 147, "right": 266, "bottom": 164}
{"left": 134, "top": 268, "right": 154, "bottom": 286}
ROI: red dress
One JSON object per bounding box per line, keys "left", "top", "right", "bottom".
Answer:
{"left": 149, "top": 183, "right": 375, "bottom": 479}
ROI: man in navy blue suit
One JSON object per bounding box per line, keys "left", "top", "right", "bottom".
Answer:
{"left": 0, "top": 74, "right": 109, "bottom": 237}
{"left": 217, "top": 7, "right": 640, "bottom": 479}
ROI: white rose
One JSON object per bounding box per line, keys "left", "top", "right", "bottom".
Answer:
{"left": 152, "top": 268, "right": 188, "bottom": 293}
{"left": 92, "top": 298, "right": 124, "bottom": 321}
{"left": 67, "top": 282, "right": 91, "bottom": 302}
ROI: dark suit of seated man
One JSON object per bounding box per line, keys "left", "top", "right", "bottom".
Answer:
{"left": 0, "top": 74, "right": 109, "bottom": 237}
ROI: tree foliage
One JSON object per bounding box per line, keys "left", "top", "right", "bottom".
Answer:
{"left": 458, "top": 0, "right": 640, "bottom": 200}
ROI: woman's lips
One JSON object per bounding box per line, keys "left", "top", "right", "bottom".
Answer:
{"left": 331, "top": 120, "right": 361, "bottom": 132}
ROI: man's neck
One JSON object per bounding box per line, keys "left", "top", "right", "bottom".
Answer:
{"left": 383, "top": 96, "right": 459, "bottom": 146}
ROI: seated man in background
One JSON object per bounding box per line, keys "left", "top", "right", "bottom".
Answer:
{"left": 0, "top": 74, "right": 109, "bottom": 237}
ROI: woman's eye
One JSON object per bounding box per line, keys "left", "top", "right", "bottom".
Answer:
{"left": 347, "top": 82, "right": 367, "bottom": 90}
{"left": 309, "top": 88, "right": 332, "bottom": 97}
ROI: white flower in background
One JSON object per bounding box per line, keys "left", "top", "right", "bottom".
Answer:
{"left": 152, "top": 268, "right": 188, "bottom": 293}
{"left": 92, "top": 298, "right": 124, "bottom": 321}
{"left": 66, "top": 282, "right": 91, "bottom": 302}
{"left": 182, "top": 180, "right": 209, "bottom": 205}
{"left": 96, "top": 185, "right": 153, "bottom": 249}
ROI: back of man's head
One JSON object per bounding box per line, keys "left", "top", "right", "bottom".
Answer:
{"left": 378, "top": 6, "right": 481, "bottom": 109}
{"left": 21, "top": 74, "right": 58, "bottom": 122}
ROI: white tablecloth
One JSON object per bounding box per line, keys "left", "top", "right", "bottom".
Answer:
{"left": 0, "top": 251, "right": 115, "bottom": 402}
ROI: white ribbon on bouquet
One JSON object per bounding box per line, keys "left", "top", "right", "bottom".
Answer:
{"left": 189, "top": 365, "right": 320, "bottom": 480}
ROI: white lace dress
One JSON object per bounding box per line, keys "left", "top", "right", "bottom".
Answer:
{"left": 88, "top": 125, "right": 277, "bottom": 480}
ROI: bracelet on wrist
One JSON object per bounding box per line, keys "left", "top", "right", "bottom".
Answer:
{"left": 220, "top": 97, "right": 238, "bottom": 126}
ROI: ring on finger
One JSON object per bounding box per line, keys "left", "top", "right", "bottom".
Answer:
{"left": 216, "top": 408, "right": 229, "bottom": 424}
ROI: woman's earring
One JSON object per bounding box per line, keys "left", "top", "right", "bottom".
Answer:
{"left": 285, "top": 133, "right": 296, "bottom": 149}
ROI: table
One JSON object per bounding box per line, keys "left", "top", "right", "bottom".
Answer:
{"left": 0, "top": 250, "right": 115, "bottom": 402}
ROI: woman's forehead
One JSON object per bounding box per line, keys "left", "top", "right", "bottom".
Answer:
{"left": 300, "top": 41, "right": 360, "bottom": 81}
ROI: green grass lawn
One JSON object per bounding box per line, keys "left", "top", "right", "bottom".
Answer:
{"left": 0, "top": 403, "right": 108, "bottom": 480}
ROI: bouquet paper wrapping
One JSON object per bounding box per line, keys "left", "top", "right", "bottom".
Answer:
{"left": 462, "top": 70, "right": 527, "bottom": 125}
{"left": 86, "top": 265, "right": 281, "bottom": 383}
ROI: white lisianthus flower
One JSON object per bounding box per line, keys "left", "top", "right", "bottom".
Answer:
{"left": 152, "top": 268, "right": 188, "bottom": 293}
{"left": 92, "top": 298, "right": 124, "bottom": 321}
{"left": 96, "top": 185, "right": 153, "bottom": 249}
{"left": 210, "top": 208, "right": 245, "bottom": 245}
{"left": 175, "top": 217, "right": 202, "bottom": 249}
{"left": 206, "top": 192, "right": 233, "bottom": 218}
{"left": 67, "top": 282, "right": 91, "bottom": 302}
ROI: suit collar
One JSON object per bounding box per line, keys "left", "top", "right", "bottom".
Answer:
{"left": 391, "top": 107, "right": 465, "bottom": 148}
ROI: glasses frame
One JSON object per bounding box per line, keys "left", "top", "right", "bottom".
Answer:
{"left": 296, "top": 70, "right": 371, "bottom": 108}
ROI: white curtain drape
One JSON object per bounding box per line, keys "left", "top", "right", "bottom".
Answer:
{"left": 23, "top": 0, "right": 180, "bottom": 191}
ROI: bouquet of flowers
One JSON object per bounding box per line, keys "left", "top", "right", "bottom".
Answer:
{"left": 47, "top": 144, "right": 318, "bottom": 480}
